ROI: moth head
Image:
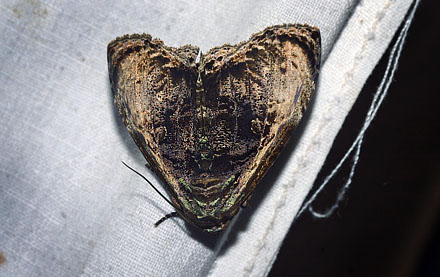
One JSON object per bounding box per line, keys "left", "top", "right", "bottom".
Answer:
{"left": 181, "top": 213, "right": 233, "bottom": 233}
{"left": 122, "top": 161, "right": 238, "bottom": 232}
{"left": 172, "top": 174, "right": 241, "bottom": 232}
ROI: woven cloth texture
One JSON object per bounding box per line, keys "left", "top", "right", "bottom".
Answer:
{"left": 0, "top": 0, "right": 414, "bottom": 276}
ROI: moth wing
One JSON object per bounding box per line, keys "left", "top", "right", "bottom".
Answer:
{"left": 202, "top": 24, "right": 321, "bottom": 216}
{"left": 108, "top": 35, "right": 199, "bottom": 201}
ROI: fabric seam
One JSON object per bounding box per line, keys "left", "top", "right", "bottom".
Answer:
{"left": 241, "top": 0, "right": 394, "bottom": 276}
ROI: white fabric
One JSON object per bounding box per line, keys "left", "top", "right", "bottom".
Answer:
{"left": 0, "top": 0, "right": 414, "bottom": 276}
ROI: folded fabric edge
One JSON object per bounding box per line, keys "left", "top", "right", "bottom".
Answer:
{"left": 207, "top": 0, "right": 417, "bottom": 276}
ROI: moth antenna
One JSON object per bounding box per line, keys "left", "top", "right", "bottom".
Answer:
{"left": 121, "top": 161, "right": 178, "bottom": 211}
{"left": 154, "top": 212, "right": 179, "bottom": 227}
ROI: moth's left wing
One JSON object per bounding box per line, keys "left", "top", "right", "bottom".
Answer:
{"left": 108, "top": 34, "right": 200, "bottom": 204}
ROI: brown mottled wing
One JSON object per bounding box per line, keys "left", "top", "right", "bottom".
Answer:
{"left": 107, "top": 34, "right": 199, "bottom": 201}
{"left": 108, "top": 25, "right": 321, "bottom": 232}
{"left": 202, "top": 24, "right": 321, "bottom": 216}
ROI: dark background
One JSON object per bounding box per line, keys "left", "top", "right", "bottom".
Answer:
{"left": 270, "top": 1, "right": 440, "bottom": 276}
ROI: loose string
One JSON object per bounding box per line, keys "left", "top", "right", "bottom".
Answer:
{"left": 296, "top": 0, "right": 421, "bottom": 219}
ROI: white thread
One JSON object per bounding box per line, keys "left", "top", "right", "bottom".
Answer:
{"left": 297, "top": 0, "right": 421, "bottom": 219}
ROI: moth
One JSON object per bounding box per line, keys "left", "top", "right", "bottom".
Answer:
{"left": 107, "top": 24, "right": 321, "bottom": 232}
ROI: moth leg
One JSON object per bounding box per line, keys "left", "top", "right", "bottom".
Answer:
{"left": 144, "top": 163, "right": 152, "bottom": 171}
{"left": 154, "top": 212, "right": 179, "bottom": 227}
